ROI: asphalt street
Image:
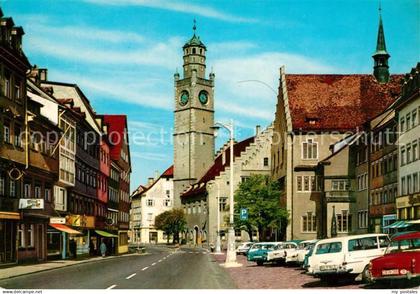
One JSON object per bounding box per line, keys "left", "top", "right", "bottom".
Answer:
{"left": 0, "top": 247, "right": 235, "bottom": 289}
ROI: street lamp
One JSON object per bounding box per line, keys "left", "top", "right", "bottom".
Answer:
{"left": 212, "top": 119, "right": 241, "bottom": 267}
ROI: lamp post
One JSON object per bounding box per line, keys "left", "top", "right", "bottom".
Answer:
{"left": 212, "top": 119, "right": 241, "bottom": 267}
{"left": 215, "top": 181, "right": 222, "bottom": 254}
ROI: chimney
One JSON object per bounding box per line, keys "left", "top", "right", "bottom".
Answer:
{"left": 147, "top": 177, "right": 154, "bottom": 186}
{"left": 39, "top": 68, "right": 48, "bottom": 81}
{"left": 154, "top": 170, "right": 159, "bottom": 180}
{"left": 255, "top": 125, "right": 261, "bottom": 136}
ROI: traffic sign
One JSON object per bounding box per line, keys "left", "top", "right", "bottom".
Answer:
{"left": 240, "top": 208, "right": 248, "bottom": 220}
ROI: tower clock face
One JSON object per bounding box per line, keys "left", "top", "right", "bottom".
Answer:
{"left": 198, "top": 90, "right": 208, "bottom": 105}
{"left": 179, "top": 91, "right": 189, "bottom": 106}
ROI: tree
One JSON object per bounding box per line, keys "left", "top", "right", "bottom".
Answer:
{"left": 154, "top": 208, "right": 186, "bottom": 244}
{"left": 234, "top": 174, "right": 288, "bottom": 242}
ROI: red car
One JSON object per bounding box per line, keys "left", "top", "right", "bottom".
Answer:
{"left": 368, "top": 231, "right": 420, "bottom": 284}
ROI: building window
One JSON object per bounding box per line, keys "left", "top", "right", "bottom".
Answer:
{"left": 413, "top": 109, "right": 418, "bottom": 127}
{"left": 35, "top": 186, "right": 41, "bottom": 198}
{"left": 45, "top": 188, "right": 52, "bottom": 202}
{"left": 358, "top": 210, "right": 368, "bottom": 229}
{"left": 18, "top": 224, "right": 25, "bottom": 248}
{"left": 400, "top": 117, "right": 405, "bottom": 134}
{"left": 263, "top": 157, "right": 269, "bottom": 167}
{"left": 332, "top": 180, "right": 349, "bottom": 191}
{"left": 27, "top": 224, "right": 34, "bottom": 247}
{"left": 413, "top": 141, "right": 418, "bottom": 161}
{"left": 407, "top": 144, "right": 412, "bottom": 164}
{"left": 401, "top": 147, "right": 406, "bottom": 166}
{"left": 24, "top": 183, "right": 31, "bottom": 198}
{"left": 4, "top": 124, "right": 10, "bottom": 143}
{"left": 0, "top": 175, "right": 4, "bottom": 196}
{"left": 164, "top": 199, "right": 171, "bottom": 207}
{"left": 401, "top": 177, "right": 406, "bottom": 195}
{"left": 297, "top": 175, "right": 319, "bottom": 192}
{"left": 302, "top": 212, "right": 316, "bottom": 232}
{"left": 302, "top": 138, "right": 318, "bottom": 159}
{"left": 10, "top": 180, "right": 16, "bottom": 197}
{"left": 14, "top": 125, "right": 22, "bottom": 147}
{"left": 406, "top": 113, "right": 411, "bottom": 131}
{"left": 146, "top": 199, "right": 154, "bottom": 207}
{"left": 337, "top": 210, "right": 351, "bottom": 233}
{"left": 297, "top": 176, "right": 302, "bottom": 191}
{"left": 219, "top": 197, "right": 227, "bottom": 211}
{"left": 407, "top": 175, "right": 412, "bottom": 194}
{"left": 304, "top": 176, "right": 310, "bottom": 191}
{"left": 414, "top": 173, "right": 419, "bottom": 193}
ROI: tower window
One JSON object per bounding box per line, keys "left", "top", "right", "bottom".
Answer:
{"left": 192, "top": 48, "right": 196, "bottom": 54}
{"left": 200, "top": 49, "right": 203, "bottom": 54}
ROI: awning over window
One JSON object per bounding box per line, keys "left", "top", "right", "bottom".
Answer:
{"left": 49, "top": 224, "right": 82, "bottom": 235}
{"left": 383, "top": 220, "right": 413, "bottom": 229}
{"left": 95, "top": 230, "right": 118, "bottom": 238}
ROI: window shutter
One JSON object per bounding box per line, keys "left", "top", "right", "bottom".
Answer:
{"left": 0, "top": 119, "right": 3, "bottom": 145}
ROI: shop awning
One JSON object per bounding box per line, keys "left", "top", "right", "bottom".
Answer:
{"left": 407, "top": 219, "right": 420, "bottom": 224}
{"left": 49, "top": 224, "right": 82, "bottom": 234}
{"left": 383, "top": 220, "right": 413, "bottom": 229}
{"left": 0, "top": 212, "right": 21, "bottom": 220}
{"left": 95, "top": 230, "right": 118, "bottom": 238}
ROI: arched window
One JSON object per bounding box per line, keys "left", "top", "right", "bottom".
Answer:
{"left": 192, "top": 48, "right": 196, "bottom": 54}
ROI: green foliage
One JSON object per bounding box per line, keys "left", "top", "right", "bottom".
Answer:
{"left": 234, "top": 174, "right": 288, "bottom": 241}
{"left": 154, "top": 208, "right": 186, "bottom": 244}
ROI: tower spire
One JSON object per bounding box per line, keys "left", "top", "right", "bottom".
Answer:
{"left": 193, "top": 18, "right": 197, "bottom": 36}
{"left": 372, "top": 3, "right": 390, "bottom": 83}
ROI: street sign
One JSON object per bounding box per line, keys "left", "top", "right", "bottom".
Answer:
{"left": 240, "top": 208, "right": 248, "bottom": 220}
{"left": 19, "top": 199, "right": 44, "bottom": 209}
{"left": 50, "top": 217, "right": 66, "bottom": 224}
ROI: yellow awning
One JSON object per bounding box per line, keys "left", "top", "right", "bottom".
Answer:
{"left": 0, "top": 212, "right": 21, "bottom": 220}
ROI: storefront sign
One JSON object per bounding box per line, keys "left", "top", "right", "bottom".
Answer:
{"left": 50, "top": 217, "right": 66, "bottom": 224}
{"left": 19, "top": 199, "right": 44, "bottom": 209}
{"left": 66, "top": 215, "right": 95, "bottom": 228}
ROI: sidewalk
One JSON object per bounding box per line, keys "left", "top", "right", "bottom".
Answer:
{"left": 0, "top": 252, "right": 146, "bottom": 280}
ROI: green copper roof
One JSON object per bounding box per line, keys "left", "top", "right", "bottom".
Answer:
{"left": 373, "top": 15, "right": 389, "bottom": 56}
{"left": 183, "top": 34, "right": 206, "bottom": 49}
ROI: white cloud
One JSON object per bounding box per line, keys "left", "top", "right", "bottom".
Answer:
{"left": 82, "top": 0, "right": 257, "bottom": 23}
{"left": 29, "top": 24, "right": 145, "bottom": 44}
{"left": 131, "top": 151, "right": 169, "bottom": 161}
{"left": 26, "top": 35, "right": 181, "bottom": 69}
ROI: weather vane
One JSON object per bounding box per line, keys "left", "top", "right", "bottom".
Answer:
{"left": 193, "top": 18, "right": 197, "bottom": 35}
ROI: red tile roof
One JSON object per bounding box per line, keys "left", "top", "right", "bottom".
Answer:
{"left": 162, "top": 165, "right": 174, "bottom": 177}
{"left": 284, "top": 74, "right": 402, "bottom": 132}
{"left": 181, "top": 137, "right": 255, "bottom": 198}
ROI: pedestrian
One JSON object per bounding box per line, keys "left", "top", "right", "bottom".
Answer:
{"left": 100, "top": 239, "right": 107, "bottom": 257}
{"left": 69, "top": 238, "right": 77, "bottom": 259}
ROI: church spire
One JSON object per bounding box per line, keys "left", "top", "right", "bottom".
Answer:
{"left": 372, "top": 3, "right": 390, "bottom": 83}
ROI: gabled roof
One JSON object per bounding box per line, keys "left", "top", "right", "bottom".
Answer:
{"left": 131, "top": 165, "right": 174, "bottom": 197}
{"left": 283, "top": 74, "right": 402, "bottom": 132}
{"left": 181, "top": 137, "right": 255, "bottom": 198}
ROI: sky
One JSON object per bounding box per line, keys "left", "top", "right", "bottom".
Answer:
{"left": 1, "top": 0, "right": 419, "bottom": 192}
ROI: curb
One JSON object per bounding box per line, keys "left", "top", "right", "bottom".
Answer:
{"left": 0, "top": 252, "right": 148, "bottom": 281}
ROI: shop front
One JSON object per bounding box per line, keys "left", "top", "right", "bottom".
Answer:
{"left": 65, "top": 214, "right": 95, "bottom": 258}
{"left": 47, "top": 217, "right": 82, "bottom": 260}
{"left": 91, "top": 230, "right": 118, "bottom": 256}
{"left": 0, "top": 212, "right": 20, "bottom": 265}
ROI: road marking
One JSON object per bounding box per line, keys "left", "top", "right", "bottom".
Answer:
{"left": 152, "top": 262, "right": 156, "bottom": 266}
{"left": 158, "top": 259, "right": 162, "bottom": 262}
{"left": 106, "top": 285, "right": 117, "bottom": 290}
{"left": 195, "top": 252, "right": 199, "bottom": 254}
{"left": 126, "top": 273, "right": 136, "bottom": 280}
{"left": 141, "top": 266, "right": 149, "bottom": 271}
{"left": 202, "top": 252, "right": 206, "bottom": 254}
{"left": 163, "top": 257, "right": 166, "bottom": 259}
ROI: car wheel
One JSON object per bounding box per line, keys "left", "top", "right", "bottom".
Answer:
{"left": 256, "top": 261, "right": 264, "bottom": 266}
{"left": 362, "top": 265, "right": 371, "bottom": 283}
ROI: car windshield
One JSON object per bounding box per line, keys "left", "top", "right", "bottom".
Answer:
{"left": 385, "top": 237, "right": 420, "bottom": 254}
{"left": 315, "top": 242, "right": 342, "bottom": 255}
{"left": 252, "top": 244, "right": 276, "bottom": 250}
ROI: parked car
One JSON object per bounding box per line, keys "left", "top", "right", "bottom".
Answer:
{"left": 307, "top": 233, "right": 389, "bottom": 282}
{"left": 266, "top": 242, "right": 298, "bottom": 264}
{"left": 368, "top": 231, "right": 420, "bottom": 284}
{"left": 286, "top": 239, "right": 317, "bottom": 265}
{"left": 236, "top": 242, "right": 254, "bottom": 255}
{"left": 247, "top": 242, "right": 281, "bottom": 266}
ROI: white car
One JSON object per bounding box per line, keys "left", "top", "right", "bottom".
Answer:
{"left": 266, "top": 242, "right": 298, "bottom": 263}
{"left": 285, "top": 239, "right": 317, "bottom": 264}
{"left": 307, "top": 233, "right": 389, "bottom": 282}
{"left": 236, "top": 242, "right": 254, "bottom": 255}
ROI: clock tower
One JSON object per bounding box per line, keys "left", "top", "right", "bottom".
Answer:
{"left": 173, "top": 22, "right": 215, "bottom": 207}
